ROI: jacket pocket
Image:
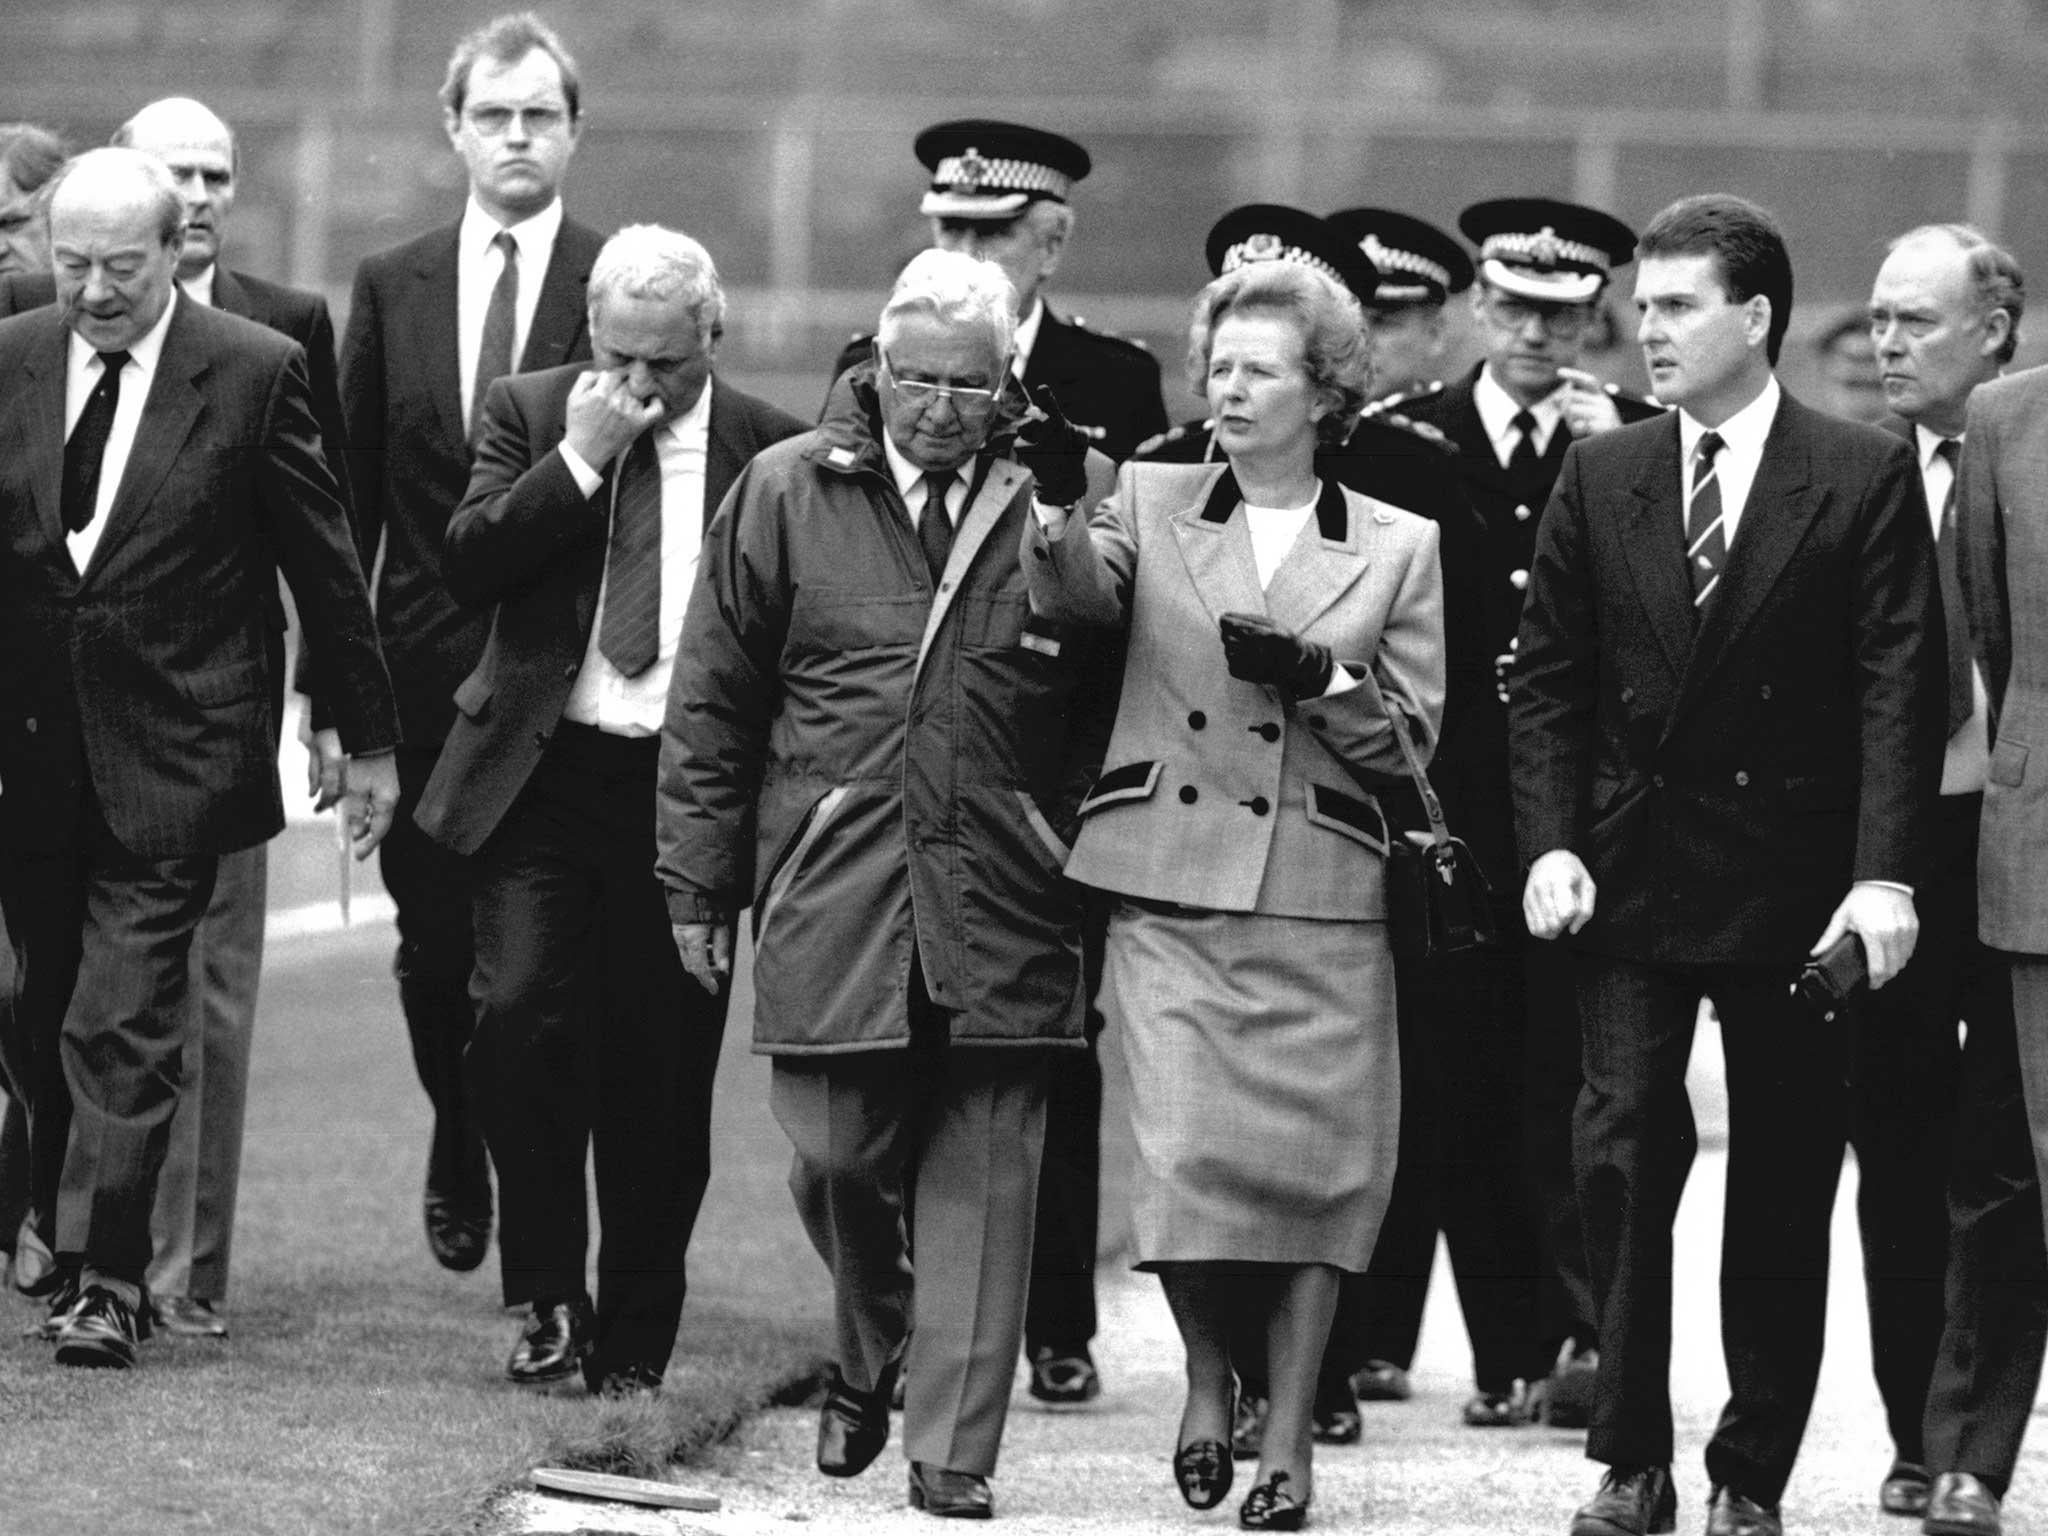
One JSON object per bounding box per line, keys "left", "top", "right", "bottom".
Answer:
{"left": 1990, "top": 737, "right": 2029, "bottom": 788}
{"left": 177, "top": 660, "right": 265, "bottom": 707}
{"left": 1076, "top": 760, "right": 1160, "bottom": 817}
{"left": 756, "top": 785, "right": 850, "bottom": 930}
{"left": 452, "top": 671, "right": 493, "bottom": 720}
{"left": 1304, "top": 782, "right": 1390, "bottom": 855}
{"left": 1014, "top": 790, "right": 1071, "bottom": 865}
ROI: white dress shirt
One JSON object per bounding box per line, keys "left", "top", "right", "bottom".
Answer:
{"left": 1010, "top": 297, "right": 1045, "bottom": 382}
{"left": 457, "top": 196, "right": 565, "bottom": 436}
{"left": 556, "top": 380, "right": 714, "bottom": 736}
{"left": 1915, "top": 423, "right": 1990, "bottom": 794}
{"left": 881, "top": 429, "right": 969, "bottom": 529}
{"left": 178, "top": 264, "right": 217, "bottom": 308}
{"left": 64, "top": 293, "right": 179, "bottom": 573}
{"left": 1243, "top": 498, "right": 1316, "bottom": 590}
{"left": 1475, "top": 365, "right": 1566, "bottom": 468}
{"left": 1677, "top": 374, "right": 1781, "bottom": 550}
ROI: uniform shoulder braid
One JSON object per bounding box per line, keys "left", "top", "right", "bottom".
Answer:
{"left": 1361, "top": 381, "right": 1447, "bottom": 420}
{"left": 1059, "top": 311, "right": 1155, "bottom": 361}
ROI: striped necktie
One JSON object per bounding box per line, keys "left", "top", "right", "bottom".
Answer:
{"left": 1686, "top": 431, "right": 1727, "bottom": 614}
{"left": 598, "top": 431, "right": 663, "bottom": 678}
{"left": 1933, "top": 437, "right": 1973, "bottom": 736}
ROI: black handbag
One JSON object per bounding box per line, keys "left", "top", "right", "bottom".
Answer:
{"left": 1370, "top": 677, "right": 1499, "bottom": 961}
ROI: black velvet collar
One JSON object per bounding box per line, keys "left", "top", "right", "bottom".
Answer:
{"left": 1198, "top": 467, "right": 1348, "bottom": 542}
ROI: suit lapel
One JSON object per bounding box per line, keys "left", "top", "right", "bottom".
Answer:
{"left": 212, "top": 267, "right": 253, "bottom": 322}
{"left": 20, "top": 315, "right": 71, "bottom": 554}
{"left": 1263, "top": 477, "right": 1370, "bottom": 635}
{"left": 81, "top": 302, "right": 208, "bottom": 586}
{"left": 704, "top": 385, "right": 746, "bottom": 528}
{"left": 411, "top": 229, "right": 467, "bottom": 454}
{"left": 1169, "top": 466, "right": 1267, "bottom": 623}
{"left": 1616, "top": 414, "right": 1695, "bottom": 681}
{"left": 521, "top": 222, "right": 595, "bottom": 371}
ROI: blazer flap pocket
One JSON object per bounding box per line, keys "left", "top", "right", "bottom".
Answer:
{"left": 1077, "top": 760, "right": 1161, "bottom": 817}
{"left": 1991, "top": 737, "right": 2029, "bottom": 788}
{"left": 452, "top": 671, "right": 494, "bottom": 720}
{"left": 177, "top": 660, "right": 265, "bottom": 707}
{"left": 1305, "top": 782, "right": 1390, "bottom": 854}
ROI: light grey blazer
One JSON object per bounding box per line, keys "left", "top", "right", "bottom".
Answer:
{"left": 1022, "top": 459, "right": 1444, "bottom": 920}
{"left": 1959, "top": 365, "right": 2048, "bottom": 952}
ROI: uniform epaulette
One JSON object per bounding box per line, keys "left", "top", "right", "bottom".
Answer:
{"left": 1369, "top": 411, "right": 1455, "bottom": 452}
{"left": 1135, "top": 418, "right": 1209, "bottom": 457}
{"left": 1361, "top": 380, "right": 1446, "bottom": 418}
{"left": 1067, "top": 315, "right": 1154, "bottom": 356}
{"left": 847, "top": 329, "right": 873, "bottom": 345}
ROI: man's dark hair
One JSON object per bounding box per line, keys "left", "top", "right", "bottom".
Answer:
{"left": 0, "top": 123, "right": 68, "bottom": 197}
{"left": 440, "top": 12, "right": 581, "bottom": 122}
{"left": 1640, "top": 193, "right": 1793, "bottom": 365}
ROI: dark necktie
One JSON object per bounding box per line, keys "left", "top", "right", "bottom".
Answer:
{"left": 471, "top": 229, "right": 519, "bottom": 443}
{"left": 598, "top": 430, "right": 663, "bottom": 678}
{"left": 63, "top": 349, "right": 131, "bottom": 535}
{"left": 1933, "top": 437, "right": 1974, "bottom": 736}
{"left": 917, "top": 469, "right": 956, "bottom": 586}
{"left": 1507, "top": 408, "right": 1543, "bottom": 485}
{"left": 1686, "top": 431, "right": 1727, "bottom": 615}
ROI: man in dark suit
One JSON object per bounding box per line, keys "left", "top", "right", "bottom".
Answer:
{"left": 1512, "top": 193, "right": 1946, "bottom": 1536}
{"left": 1394, "top": 197, "right": 1665, "bottom": 1426}
{"left": 413, "top": 224, "right": 803, "bottom": 1395}
{"left": 0, "top": 147, "right": 399, "bottom": 1369}
{"left": 1851, "top": 223, "right": 2035, "bottom": 1526}
{"left": 328, "top": 11, "right": 604, "bottom": 1274}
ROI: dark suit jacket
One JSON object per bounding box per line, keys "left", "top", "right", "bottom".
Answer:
{"left": 828, "top": 302, "right": 1168, "bottom": 464}
{"left": 1509, "top": 387, "right": 1946, "bottom": 965}
{"left": 0, "top": 296, "right": 398, "bottom": 861}
{"left": 339, "top": 215, "right": 605, "bottom": 747}
{"left": 413, "top": 365, "right": 806, "bottom": 855}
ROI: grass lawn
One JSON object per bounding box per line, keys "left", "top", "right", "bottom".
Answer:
{"left": 0, "top": 922, "right": 830, "bottom": 1535}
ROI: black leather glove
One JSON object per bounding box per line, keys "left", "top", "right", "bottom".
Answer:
{"left": 1219, "top": 611, "right": 1334, "bottom": 701}
{"left": 1014, "top": 384, "right": 1090, "bottom": 507}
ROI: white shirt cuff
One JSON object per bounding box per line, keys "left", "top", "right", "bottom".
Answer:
{"left": 560, "top": 443, "right": 604, "bottom": 499}
{"left": 1856, "top": 879, "right": 1915, "bottom": 899}
{"left": 1321, "top": 664, "right": 1362, "bottom": 697}
{"left": 1032, "top": 499, "right": 1071, "bottom": 539}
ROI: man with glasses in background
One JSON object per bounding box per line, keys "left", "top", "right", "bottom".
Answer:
{"left": 660, "top": 248, "right": 1112, "bottom": 1519}
{"left": 1393, "top": 197, "right": 1663, "bottom": 1428}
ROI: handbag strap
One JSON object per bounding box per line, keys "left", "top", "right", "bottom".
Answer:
{"left": 1360, "top": 671, "right": 1450, "bottom": 852}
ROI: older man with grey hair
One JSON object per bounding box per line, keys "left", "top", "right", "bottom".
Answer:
{"left": 416, "top": 222, "right": 803, "bottom": 1397}
{"left": 659, "top": 247, "right": 1113, "bottom": 1517}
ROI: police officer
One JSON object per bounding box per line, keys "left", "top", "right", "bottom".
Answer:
{"left": 1384, "top": 197, "right": 1663, "bottom": 1428}
{"left": 827, "top": 119, "right": 1166, "bottom": 463}
{"left": 1325, "top": 206, "right": 1474, "bottom": 403}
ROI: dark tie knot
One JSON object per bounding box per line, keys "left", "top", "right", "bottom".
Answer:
{"left": 1935, "top": 436, "right": 1960, "bottom": 467}
{"left": 1511, "top": 409, "right": 1538, "bottom": 439}
{"left": 95, "top": 350, "right": 130, "bottom": 383}
{"left": 924, "top": 469, "right": 956, "bottom": 507}
{"left": 1696, "top": 430, "right": 1724, "bottom": 467}
{"left": 492, "top": 229, "right": 518, "bottom": 260}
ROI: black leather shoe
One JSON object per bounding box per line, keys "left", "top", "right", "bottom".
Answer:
{"left": 423, "top": 1143, "right": 492, "bottom": 1272}
{"left": 1464, "top": 1381, "right": 1534, "bottom": 1427}
{"left": 1350, "top": 1358, "right": 1412, "bottom": 1402}
{"left": 155, "top": 1296, "right": 229, "bottom": 1339}
{"left": 1232, "top": 1393, "right": 1269, "bottom": 1460}
{"left": 1239, "top": 1469, "right": 1309, "bottom": 1530}
{"left": 1570, "top": 1465, "right": 1676, "bottom": 1536}
{"left": 591, "top": 1362, "right": 663, "bottom": 1399}
{"left": 1924, "top": 1472, "right": 2002, "bottom": 1536}
{"left": 908, "top": 1461, "right": 993, "bottom": 1519}
{"left": 1311, "top": 1373, "right": 1360, "bottom": 1444}
{"left": 1705, "top": 1486, "right": 1782, "bottom": 1536}
{"left": 505, "top": 1297, "right": 592, "bottom": 1385}
{"left": 817, "top": 1364, "right": 895, "bottom": 1477}
{"left": 1027, "top": 1344, "right": 1101, "bottom": 1404}
{"left": 1545, "top": 1340, "right": 1600, "bottom": 1428}
{"left": 54, "top": 1284, "right": 151, "bottom": 1369}
{"left": 1882, "top": 1460, "right": 1933, "bottom": 1517}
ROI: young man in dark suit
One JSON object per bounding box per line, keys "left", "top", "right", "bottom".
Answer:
{"left": 1511, "top": 194, "right": 1947, "bottom": 1536}
{"left": 327, "top": 11, "right": 604, "bottom": 1275}
{"left": 413, "top": 224, "right": 803, "bottom": 1396}
{"left": 0, "top": 147, "right": 399, "bottom": 1368}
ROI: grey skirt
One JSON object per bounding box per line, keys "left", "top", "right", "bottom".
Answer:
{"left": 1102, "top": 900, "right": 1399, "bottom": 1272}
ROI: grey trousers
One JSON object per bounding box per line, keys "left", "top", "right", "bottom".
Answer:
{"left": 771, "top": 1046, "right": 1048, "bottom": 1477}
{"left": 148, "top": 840, "right": 266, "bottom": 1302}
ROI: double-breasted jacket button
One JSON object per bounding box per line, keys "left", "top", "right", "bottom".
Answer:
{"left": 1514, "top": 503, "right": 1533, "bottom": 522}
{"left": 1244, "top": 796, "right": 1270, "bottom": 816}
{"left": 1759, "top": 684, "right": 1773, "bottom": 700}
{"left": 1734, "top": 770, "right": 1750, "bottom": 787}
{"left": 1509, "top": 569, "right": 1530, "bottom": 591}
{"left": 1179, "top": 785, "right": 1199, "bottom": 805}
{"left": 1187, "top": 711, "right": 1207, "bottom": 730}
{"left": 1254, "top": 722, "right": 1280, "bottom": 743}
{"left": 1306, "top": 712, "right": 1328, "bottom": 730}
{"left": 24, "top": 717, "right": 36, "bottom": 734}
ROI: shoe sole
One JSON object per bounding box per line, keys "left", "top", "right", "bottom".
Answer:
{"left": 55, "top": 1336, "right": 136, "bottom": 1369}
{"left": 907, "top": 1480, "right": 993, "bottom": 1519}
{"left": 1570, "top": 1513, "right": 1676, "bottom": 1536}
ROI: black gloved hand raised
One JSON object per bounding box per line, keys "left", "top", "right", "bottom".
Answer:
{"left": 1219, "top": 611, "right": 1335, "bottom": 701}
{"left": 1014, "top": 384, "right": 1091, "bottom": 507}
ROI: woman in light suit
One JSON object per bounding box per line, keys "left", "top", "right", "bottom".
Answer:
{"left": 1023, "top": 256, "right": 1444, "bottom": 1530}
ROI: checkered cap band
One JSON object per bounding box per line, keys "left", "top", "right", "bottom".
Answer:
{"left": 1360, "top": 234, "right": 1451, "bottom": 291}
{"left": 1221, "top": 237, "right": 1344, "bottom": 286}
{"left": 1479, "top": 227, "right": 1610, "bottom": 274}
{"left": 932, "top": 152, "right": 1073, "bottom": 201}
